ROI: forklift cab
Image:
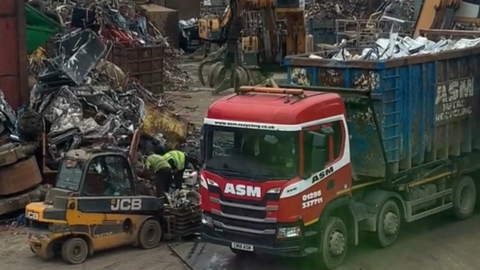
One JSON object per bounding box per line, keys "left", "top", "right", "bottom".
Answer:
{"left": 55, "top": 149, "right": 136, "bottom": 197}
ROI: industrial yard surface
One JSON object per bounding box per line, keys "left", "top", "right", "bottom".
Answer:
{"left": 1, "top": 210, "right": 480, "bottom": 269}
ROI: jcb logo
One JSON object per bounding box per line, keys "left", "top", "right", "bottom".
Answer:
{"left": 26, "top": 211, "right": 39, "bottom": 220}
{"left": 110, "top": 199, "right": 142, "bottom": 211}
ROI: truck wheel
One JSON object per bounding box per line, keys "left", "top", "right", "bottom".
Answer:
{"left": 315, "top": 216, "right": 347, "bottom": 270}
{"left": 372, "top": 199, "right": 400, "bottom": 248}
{"left": 138, "top": 219, "right": 162, "bottom": 249}
{"left": 452, "top": 176, "right": 476, "bottom": 220}
{"left": 61, "top": 237, "right": 89, "bottom": 264}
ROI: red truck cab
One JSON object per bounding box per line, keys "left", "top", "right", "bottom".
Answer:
{"left": 200, "top": 86, "right": 353, "bottom": 268}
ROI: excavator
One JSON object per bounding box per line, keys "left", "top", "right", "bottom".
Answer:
{"left": 414, "top": 0, "right": 463, "bottom": 37}
{"left": 197, "top": 0, "right": 306, "bottom": 93}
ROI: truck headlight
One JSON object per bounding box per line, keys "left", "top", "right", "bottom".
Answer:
{"left": 201, "top": 214, "right": 213, "bottom": 226}
{"left": 277, "top": 226, "right": 301, "bottom": 239}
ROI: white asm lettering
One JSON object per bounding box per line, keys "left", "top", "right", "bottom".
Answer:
{"left": 224, "top": 183, "right": 261, "bottom": 198}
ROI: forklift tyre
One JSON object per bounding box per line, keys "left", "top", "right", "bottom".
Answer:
{"left": 315, "top": 216, "right": 347, "bottom": 270}
{"left": 370, "top": 199, "right": 401, "bottom": 248}
{"left": 61, "top": 237, "right": 89, "bottom": 264}
{"left": 138, "top": 219, "right": 162, "bottom": 249}
{"left": 452, "top": 176, "right": 476, "bottom": 220}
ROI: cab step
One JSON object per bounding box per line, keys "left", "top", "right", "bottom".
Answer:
{"left": 304, "top": 230, "right": 318, "bottom": 237}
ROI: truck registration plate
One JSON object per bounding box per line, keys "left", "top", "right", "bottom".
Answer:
{"left": 231, "top": 242, "right": 254, "bottom": 251}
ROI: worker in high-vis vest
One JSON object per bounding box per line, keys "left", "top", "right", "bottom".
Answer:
{"left": 145, "top": 153, "right": 172, "bottom": 197}
{"left": 163, "top": 150, "right": 190, "bottom": 190}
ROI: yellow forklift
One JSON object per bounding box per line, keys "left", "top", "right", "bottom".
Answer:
{"left": 25, "top": 132, "right": 198, "bottom": 264}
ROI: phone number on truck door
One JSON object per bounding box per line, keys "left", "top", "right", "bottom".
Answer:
{"left": 302, "top": 190, "right": 323, "bottom": 209}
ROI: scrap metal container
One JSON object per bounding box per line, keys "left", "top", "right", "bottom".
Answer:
{"left": 284, "top": 47, "right": 480, "bottom": 178}
{"left": 106, "top": 44, "right": 165, "bottom": 94}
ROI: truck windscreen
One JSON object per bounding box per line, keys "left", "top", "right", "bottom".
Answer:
{"left": 203, "top": 124, "right": 299, "bottom": 181}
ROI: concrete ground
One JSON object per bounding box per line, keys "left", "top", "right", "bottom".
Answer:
{"left": 171, "top": 212, "right": 480, "bottom": 270}
{"left": 0, "top": 226, "right": 188, "bottom": 269}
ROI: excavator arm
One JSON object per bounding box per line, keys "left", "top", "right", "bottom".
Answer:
{"left": 414, "top": 0, "right": 462, "bottom": 37}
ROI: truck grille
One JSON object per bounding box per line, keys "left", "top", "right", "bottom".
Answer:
{"left": 208, "top": 185, "right": 279, "bottom": 235}
{"left": 220, "top": 205, "right": 266, "bottom": 219}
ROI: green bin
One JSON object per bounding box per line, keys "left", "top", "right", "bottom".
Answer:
{"left": 25, "top": 3, "right": 62, "bottom": 54}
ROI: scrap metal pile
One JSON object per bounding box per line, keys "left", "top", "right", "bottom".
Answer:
{"left": 308, "top": 34, "right": 480, "bottom": 61}
{"left": 37, "top": 0, "right": 192, "bottom": 91}
{"left": 305, "top": 0, "right": 415, "bottom": 23}
{"left": 26, "top": 26, "right": 198, "bottom": 201}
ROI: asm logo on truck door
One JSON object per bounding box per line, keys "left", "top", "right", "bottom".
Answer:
{"left": 311, "top": 166, "right": 334, "bottom": 184}
{"left": 224, "top": 183, "right": 261, "bottom": 198}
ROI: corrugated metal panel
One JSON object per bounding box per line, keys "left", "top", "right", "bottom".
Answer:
{"left": 284, "top": 48, "right": 480, "bottom": 178}
{"left": 0, "top": 0, "right": 29, "bottom": 110}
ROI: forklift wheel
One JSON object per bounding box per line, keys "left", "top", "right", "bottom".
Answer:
{"left": 61, "top": 237, "right": 89, "bottom": 264}
{"left": 138, "top": 219, "right": 162, "bottom": 249}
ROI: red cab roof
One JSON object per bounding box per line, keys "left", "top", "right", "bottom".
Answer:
{"left": 206, "top": 90, "right": 345, "bottom": 125}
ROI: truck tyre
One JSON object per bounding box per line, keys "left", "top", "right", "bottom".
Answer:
{"left": 452, "top": 176, "right": 476, "bottom": 220}
{"left": 371, "top": 199, "right": 400, "bottom": 248}
{"left": 315, "top": 216, "right": 347, "bottom": 270}
{"left": 138, "top": 219, "right": 162, "bottom": 249}
{"left": 61, "top": 237, "right": 89, "bottom": 264}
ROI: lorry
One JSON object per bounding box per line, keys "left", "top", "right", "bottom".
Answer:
{"left": 198, "top": 43, "right": 480, "bottom": 269}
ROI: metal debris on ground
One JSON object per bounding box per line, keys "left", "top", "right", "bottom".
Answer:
{"left": 25, "top": 27, "right": 191, "bottom": 174}
{"left": 309, "top": 35, "right": 480, "bottom": 61}
{"left": 167, "top": 189, "right": 201, "bottom": 209}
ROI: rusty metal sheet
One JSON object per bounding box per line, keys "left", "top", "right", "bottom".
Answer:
{"left": 0, "top": 0, "right": 29, "bottom": 110}
{"left": 106, "top": 44, "right": 165, "bottom": 94}
{"left": 0, "top": 156, "right": 42, "bottom": 196}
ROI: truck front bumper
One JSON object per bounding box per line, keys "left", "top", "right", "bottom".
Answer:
{"left": 202, "top": 225, "right": 306, "bottom": 257}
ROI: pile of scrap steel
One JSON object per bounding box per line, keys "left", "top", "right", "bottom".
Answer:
{"left": 313, "top": 34, "right": 480, "bottom": 61}
{"left": 27, "top": 27, "right": 191, "bottom": 195}
{"left": 305, "top": 0, "right": 415, "bottom": 25}
{"left": 32, "top": 0, "right": 191, "bottom": 92}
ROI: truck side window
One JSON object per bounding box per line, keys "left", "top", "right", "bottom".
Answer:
{"left": 303, "top": 129, "right": 329, "bottom": 175}
{"left": 303, "top": 121, "right": 343, "bottom": 176}
{"left": 331, "top": 121, "right": 343, "bottom": 160}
